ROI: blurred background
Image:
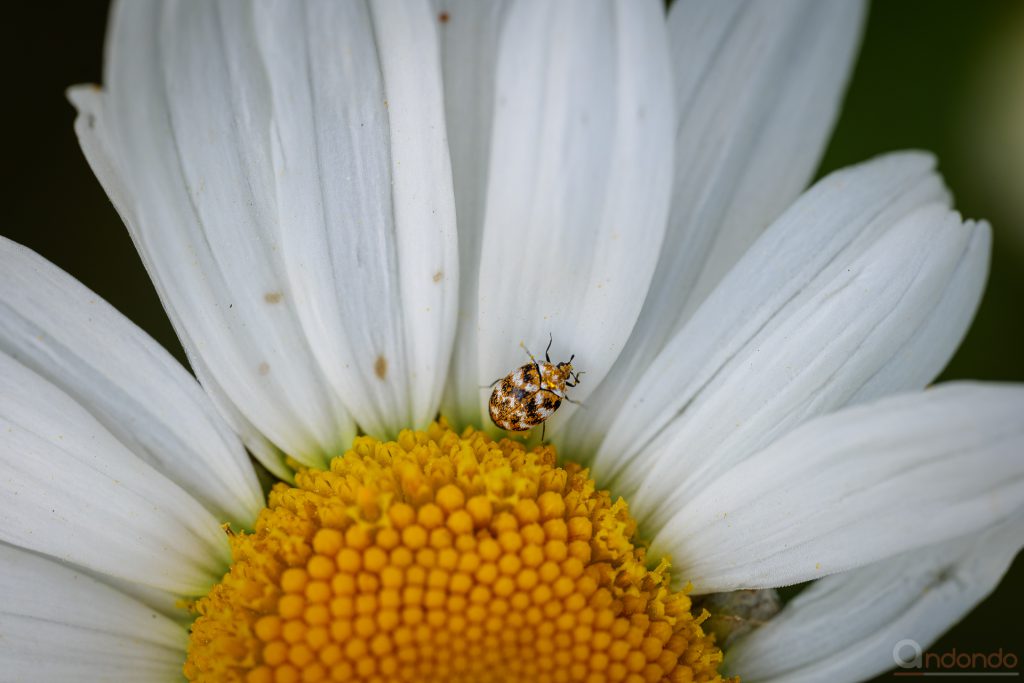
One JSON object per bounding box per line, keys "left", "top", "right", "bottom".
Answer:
{"left": 2, "top": 1, "right": 1021, "bottom": 679}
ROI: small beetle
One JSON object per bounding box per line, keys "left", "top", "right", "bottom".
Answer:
{"left": 488, "top": 335, "right": 583, "bottom": 439}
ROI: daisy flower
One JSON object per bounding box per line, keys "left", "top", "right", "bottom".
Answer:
{"left": 2, "top": 1, "right": 1022, "bottom": 682}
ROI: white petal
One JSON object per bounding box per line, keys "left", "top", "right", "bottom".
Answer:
{"left": 624, "top": 201, "right": 988, "bottom": 518}
{"left": 0, "top": 352, "right": 230, "bottom": 595}
{"left": 660, "top": 383, "right": 1024, "bottom": 594}
{"left": 726, "top": 514, "right": 1024, "bottom": 683}
{"left": 255, "top": 1, "right": 458, "bottom": 436}
{"left": 470, "top": 0, "right": 676, "bottom": 432}
{"left": 672, "top": 0, "right": 868, "bottom": 316}
{"left": 0, "top": 617, "right": 185, "bottom": 683}
{"left": 847, "top": 224, "right": 990, "bottom": 404}
{"left": 433, "top": 0, "right": 511, "bottom": 428}
{"left": 593, "top": 153, "right": 982, "bottom": 510}
{"left": 88, "top": 573, "right": 189, "bottom": 622}
{"left": 71, "top": 0, "right": 359, "bottom": 467}
{"left": 182, "top": 338, "right": 293, "bottom": 483}
{"left": 561, "top": 0, "right": 866, "bottom": 455}
{"left": 0, "top": 237, "right": 262, "bottom": 527}
{"left": 0, "top": 543, "right": 187, "bottom": 682}
{"left": 69, "top": 85, "right": 292, "bottom": 479}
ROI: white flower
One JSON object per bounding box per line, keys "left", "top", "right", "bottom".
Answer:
{"left": 1, "top": 1, "right": 1021, "bottom": 682}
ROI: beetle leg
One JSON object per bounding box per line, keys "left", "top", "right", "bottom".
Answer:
{"left": 544, "top": 333, "right": 553, "bottom": 362}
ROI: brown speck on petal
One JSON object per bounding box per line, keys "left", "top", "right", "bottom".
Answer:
{"left": 433, "top": 271, "right": 444, "bottom": 283}
{"left": 258, "top": 362, "right": 270, "bottom": 376}
{"left": 438, "top": 11, "right": 450, "bottom": 23}
{"left": 264, "top": 291, "right": 283, "bottom": 304}
{"left": 374, "top": 355, "right": 388, "bottom": 380}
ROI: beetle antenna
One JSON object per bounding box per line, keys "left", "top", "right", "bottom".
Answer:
{"left": 519, "top": 340, "right": 537, "bottom": 363}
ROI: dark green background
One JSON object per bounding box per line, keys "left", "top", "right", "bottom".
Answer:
{"left": 3, "top": 2, "right": 1021, "bottom": 680}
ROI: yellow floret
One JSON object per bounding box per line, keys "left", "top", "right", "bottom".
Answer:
{"left": 184, "top": 421, "right": 733, "bottom": 683}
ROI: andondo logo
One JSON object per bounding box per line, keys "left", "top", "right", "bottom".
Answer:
{"left": 893, "top": 639, "right": 1020, "bottom": 677}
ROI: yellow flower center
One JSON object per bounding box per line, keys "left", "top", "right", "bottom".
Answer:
{"left": 184, "top": 422, "right": 731, "bottom": 683}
